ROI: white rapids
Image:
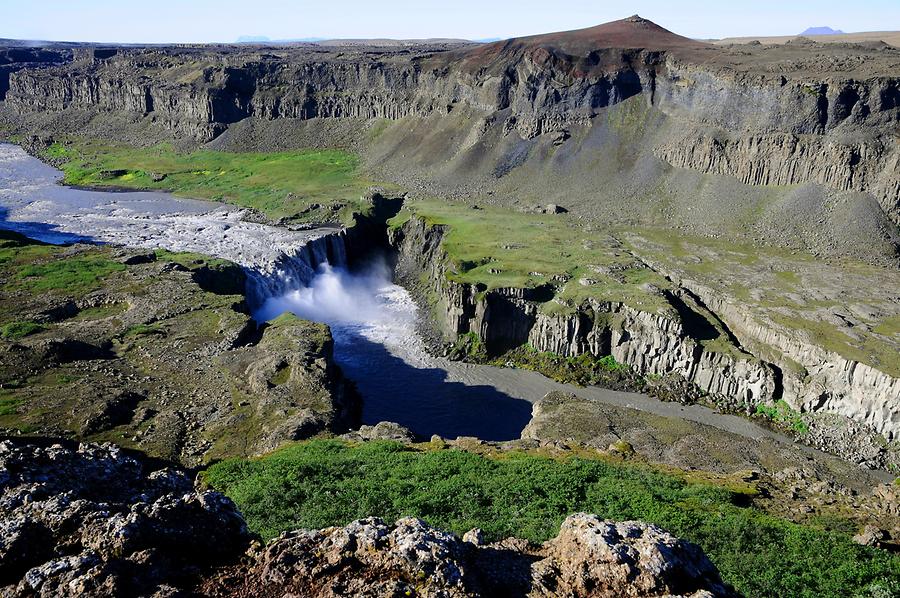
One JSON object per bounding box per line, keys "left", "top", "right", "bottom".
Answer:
{"left": 0, "top": 143, "right": 339, "bottom": 274}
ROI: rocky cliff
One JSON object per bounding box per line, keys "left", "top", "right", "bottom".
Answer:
{"left": 2, "top": 16, "right": 898, "bottom": 237}
{"left": 0, "top": 231, "right": 359, "bottom": 465}
{"left": 661, "top": 274, "right": 900, "bottom": 442}
{"left": 389, "top": 213, "right": 900, "bottom": 458}
{"left": 0, "top": 440, "right": 249, "bottom": 597}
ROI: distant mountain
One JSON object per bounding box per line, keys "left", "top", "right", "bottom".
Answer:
{"left": 235, "top": 35, "right": 329, "bottom": 44}
{"left": 800, "top": 26, "right": 844, "bottom": 35}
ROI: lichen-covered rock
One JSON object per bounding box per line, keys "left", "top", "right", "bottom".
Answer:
{"left": 0, "top": 441, "right": 249, "bottom": 597}
{"left": 341, "top": 421, "right": 418, "bottom": 442}
{"left": 235, "top": 517, "right": 477, "bottom": 597}
{"left": 531, "top": 514, "right": 729, "bottom": 597}
{"left": 206, "top": 514, "right": 732, "bottom": 597}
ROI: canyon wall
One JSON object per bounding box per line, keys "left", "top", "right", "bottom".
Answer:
{"left": 654, "top": 57, "right": 900, "bottom": 223}
{"left": 389, "top": 214, "right": 900, "bottom": 443}
{"left": 389, "top": 215, "right": 777, "bottom": 412}
{"left": 3, "top": 37, "right": 897, "bottom": 225}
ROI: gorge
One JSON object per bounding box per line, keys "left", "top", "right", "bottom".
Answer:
{"left": 1, "top": 12, "right": 899, "bottom": 597}
{"left": 0, "top": 141, "right": 825, "bottom": 448}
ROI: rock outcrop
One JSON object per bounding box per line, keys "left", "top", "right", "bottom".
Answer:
{"left": 0, "top": 440, "right": 249, "bottom": 597}
{"left": 0, "top": 440, "right": 734, "bottom": 597}
{"left": 647, "top": 269, "right": 900, "bottom": 442}
{"left": 0, "top": 231, "right": 358, "bottom": 465}
{"left": 389, "top": 214, "right": 900, "bottom": 457}
{"left": 205, "top": 514, "right": 732, "bottom": 597}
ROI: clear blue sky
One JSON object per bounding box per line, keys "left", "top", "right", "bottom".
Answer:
{"left": 2, "top": 0, "right": 898, "bottom": 43}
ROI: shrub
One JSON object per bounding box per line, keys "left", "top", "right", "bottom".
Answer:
{"left": 0, "top": 320, "right": 45, "bottom": 339}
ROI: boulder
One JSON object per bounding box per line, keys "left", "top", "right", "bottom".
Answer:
{"left": 0, "top": 441, "right": 249, "bottom": 597}
{"left": 341, "top": 420, "right": 418, "bottom": 442}
{"left": 211, "top": 514, "right": 733, "bottom": 597}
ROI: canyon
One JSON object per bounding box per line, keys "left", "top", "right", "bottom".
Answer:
{"left": 0, "top": 14, "right": 899, "bottom": 597}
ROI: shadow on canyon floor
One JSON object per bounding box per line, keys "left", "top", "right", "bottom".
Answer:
{"left": 338, "top": 332, "right": 534, "bottom": 441}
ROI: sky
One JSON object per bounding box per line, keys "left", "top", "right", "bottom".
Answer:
{"left": 2, "top": 0, "right": 898, "bottom": 44}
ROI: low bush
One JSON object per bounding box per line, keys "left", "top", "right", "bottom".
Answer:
{"left": 205, "top": 440, "right": 899, "bottom": 598}
{"left": 0, "top": 320, "right": 45, "bottom": 339}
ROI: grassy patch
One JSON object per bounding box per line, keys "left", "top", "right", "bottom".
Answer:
{"left": 755, "top": 400, "right": 809, "bottom": 435}
{"left": 73, "top": 302, "right": 128, "bottom": 320}
{"left": 447, "top": 331, "right": 488, "bottom": 360}
{"left": 44, "top": 140, "right": 375, "bottom": 221}
{"left": 490, "top": 345, "right": 641, "bottom": 388}
{"left": 14, "top": 256, "right": 125, "bottom": 293}
{"left": 124, "top": 324, "right": 165, "bottom": 338}
{"left": 0, "top": 320, "right": 46, "bottom": 339}
{"left": 400, "top": 202, "right": 674, "bottom": 315}
{"left": 873, "top": 315, "right": 900, "bottom": 337}
{"left": 154, "top": 249, "right": 232, "bottom": 270}
{"left": 0, "top": 393, "right": 23, "bottom": 416}
{"left": 205, "top": 440, "right": 899, "bottom": 598}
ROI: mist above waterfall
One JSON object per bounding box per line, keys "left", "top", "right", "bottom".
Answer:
{"left": 253, "top": 258, "right": 415, "bottom": 332}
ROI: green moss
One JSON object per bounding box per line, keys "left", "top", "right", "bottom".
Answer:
{"left": 44, "top": 140, "right": 376, "bottom": 222}
{"left": 0, "top": 393, "right": 23, "bottom": 416}
{"left": 154, "top": 249, "right": 231, "bottom": 270}
{"left": 204, "top": 439, "right": 900, "bottom": 598}
{"left": 124, "top": 324, "right": 165, "bottom": 337}
{"left": 873, "top": 315, "right": 900, "bottom": 337}
{"left": 15, "top": 256, "right": 125, "bottom": 293}
{"left": 490, "top": 346, "right": 642, "bottom": 388}
{"left": 447, "top": 331, "right": 488, "bottom": 360}
{"left": 73, "top": 303, "right": 128, "bottom": 320}
{"left": 0, "top": 320, "right": 46, "bottom": 339}
{"left": 270, "top": 364, "right": 292, "bottom": 386}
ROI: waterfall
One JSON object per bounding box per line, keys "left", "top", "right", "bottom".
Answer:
{"left": 245, "top": 231, "right": 348, "bottom": 313}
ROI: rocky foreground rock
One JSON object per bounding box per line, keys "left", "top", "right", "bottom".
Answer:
{"left": 0, "top": 440, "right": 248, "bottom": 597}
{"left": 0, "top": 440, "right": 732, "bottom": 597}
{"left": 204, "top": 515, "right": 731, "bottom": 598}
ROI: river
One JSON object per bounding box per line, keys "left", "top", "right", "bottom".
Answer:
{"left": 0, "top": 142, "right": 825, "bottom": 444}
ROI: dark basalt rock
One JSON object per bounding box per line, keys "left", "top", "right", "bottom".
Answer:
{"left": 0, "top": 440, "right": 249, "bottom": 597}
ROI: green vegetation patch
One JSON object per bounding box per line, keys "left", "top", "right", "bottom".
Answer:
{"left": 205, "top": 440, "right": 899, "bottom": 598}
{"left": 0, "top": 393, "right": 23, "bottom": 416}
{"left": 44, "top": 140, "right": 375, "bottom": 221}
{"left": 489, "top": 345, "right": 641, "bottom": 388}
{"left": 73, "top": 302, "right": 128, "bottom": 320}
{"left": 0, "top": 231, "right": 125, "bottom": 297}
{"left": 15, "top": 256, "right": 125, "bottom": 293}
{"left": 755, "top": 400, "right": 810, "bottom": 436}
{"left": 0, "top": 320, "right": 46, "bottom": 339}
{"left": 396, "top": 202, "right": 675, "bottom": 315}
{"left": 124, "top": 323, "right": 165, "bottom": 338}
